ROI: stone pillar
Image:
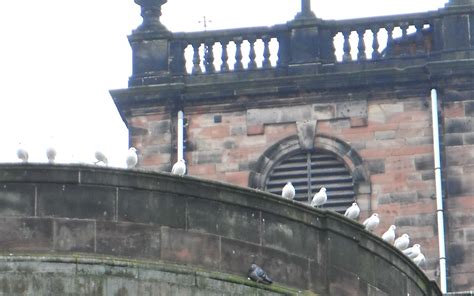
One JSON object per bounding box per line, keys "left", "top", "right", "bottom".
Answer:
{"left": 128, "top": 0, "right": 172, "bottom": 86}
{"left": 432, "top": 0, "right": 474, "bottom": 55}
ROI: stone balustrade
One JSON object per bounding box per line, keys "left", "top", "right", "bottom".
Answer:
{"left": 126, "top": 0, "right": 474, "bottom": 86}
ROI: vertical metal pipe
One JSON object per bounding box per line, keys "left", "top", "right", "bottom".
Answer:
{"left": 431, "top": 88, "right": 447, "bottom": 293}
{"left": 177, "top": 110, "right": 184, "bottom": 161}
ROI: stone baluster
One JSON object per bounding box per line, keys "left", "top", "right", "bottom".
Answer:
{"left": 357, "top": 29, "right": 367, "bottom": 61}
{"left": 262, "top": 35, "right": 272, "bottom": 69}
{"left": 386, "top": 24, "right": 394, "bottom": 49}
{"left": 401, "top": 22, "right": 409, "bottom": 38}
{"left": 220, "top": 40, "right": 230, "bottom": 72}
{"left": 247, "top": 36, "right": 257, "bottom": 70}
{"left": 371, "top": 27, "right": 380, "bottom": 59}
{"left": 276, "top": 31, "right": 290, "bottom": 68}
{"left": 342, "top": 30, "right": 352, "bottom": 62}
{"left": 192, "top": 42, "right": 202, "bottom": 74}
{"left": 234, "top": 38, "right": 244, "bottom": 70}
{"left": 414, "top": 21, "right": 425, "bottom": 54}
{"left": 400, "top": 23, "right": 409, "bottom": 56}
{"left": 204, "top": 40, "right": 215, "bottom": 73}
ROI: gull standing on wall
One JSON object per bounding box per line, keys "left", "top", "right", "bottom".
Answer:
{"left": 363, "top": 213, "right": 380, "bottom": 232}
{"left": 94, "top": 150, "right": 108, "bottom": 166}
{"left": 126, "top": 147, "right": 138, "bottom": 168}
{"left": 311, "top": 187, "right": 327, "bottom": 208}
{"left": 281, "top": 182, "right": 295, "bottom": 199}
{"left": 381, "top": 225, "right": 397, "bottom": 244}
{"left": 16, "top": 143, "right": 28, "bottom": 163}
{"left": 172, "top": 159, "right": 186, "bottom": 176}
{"left": 413, "top": 252, "right": 426, "bottom": 267}
{"left": 46, "top": 146, "right": 57, "bottom": 164}
{"left": 403, "top": 244, "right": 422, "bottom": 259}
{"left": 344, "top": 202, "right": 360, "bottom": 220}
{"left": 394, "top": 234, "right": 410, "bottom": 251}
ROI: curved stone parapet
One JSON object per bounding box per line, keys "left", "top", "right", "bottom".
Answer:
{"left": 0, "top": 164, "right": 440, "bottom": 295}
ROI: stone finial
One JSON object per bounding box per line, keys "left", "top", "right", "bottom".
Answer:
{"left": 134, "top": 0, "right": 168, "bottom": 32}
{"left": 294, "top": 0, "right": 316, "bottom": 20}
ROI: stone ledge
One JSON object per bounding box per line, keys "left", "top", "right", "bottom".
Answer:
{"left": 0, "top": 254, "right": 311, "bottom": 295}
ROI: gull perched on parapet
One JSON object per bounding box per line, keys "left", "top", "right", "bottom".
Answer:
{"left": 381, "top": 225, "right": 397, "bottom": 244}
{"left": 281, "top": 182, "right": 295, "bottom": 199}
{"left": 363, "top": 213, "right": 380, "bottom": 232}
{"left": 171, "top": 159, "right": 186, "bottom": 176}
{"left": 16, "top": 143, "right": 28, "bottom": 163}
{"left": 412, "top": 252, "right": 426, "bottom": 267}
{"left": 394, "top": 233, "right": 410, "bottom": 251}
{"left": 248, "top": 264, "right": 272, "bottom": 284}
{"left": 94, "top": 150, "right": 108, "bottom": 166}
{"left": 311, "top": 187, "right": 327, "bottom": 208}
{"left": 403, "top": 244, "right": 421, "bottom": 259}
{"left": 46, "top": 146, "right": 57, "bottom": 164}
{"left": 126, "top": 147, "right": 138, "bottom": 168}
{"left": 344, "top": 202, "right": 360, "bottom": 220}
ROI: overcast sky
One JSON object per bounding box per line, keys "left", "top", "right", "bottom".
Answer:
{"left": 0, "top": 0, "right": 449, "bottom": 167}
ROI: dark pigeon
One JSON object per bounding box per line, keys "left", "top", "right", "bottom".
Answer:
{"left": 248, "top": 264, "right": 273, "bottom": 284}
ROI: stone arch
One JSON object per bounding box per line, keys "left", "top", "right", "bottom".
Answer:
{"left": 249, "top": 133, "right": 371, "bottom": 205}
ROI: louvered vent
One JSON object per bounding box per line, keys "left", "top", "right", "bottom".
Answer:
{"left": 265, "top": 149, "right": 355, "bottom": 213}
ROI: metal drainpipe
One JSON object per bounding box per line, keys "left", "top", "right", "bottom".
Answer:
{"left": 431, "top": 89, "right": 448, "bottom": 293}
{"left": 177, "top": 110, "right": 184, "bottom": 161}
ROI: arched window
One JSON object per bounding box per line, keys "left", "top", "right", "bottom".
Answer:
{"left": 249, "top": 134, "right": 371, "bottom": 214}
{"left": 265, "top": 149, "right": 354, "bottom": 213}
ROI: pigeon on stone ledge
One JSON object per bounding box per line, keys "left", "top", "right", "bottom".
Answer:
{"left": 381, "top": 225, "right": 397, "bottom": 244}
{"left": 248, "top": 264, "right": 272, "bottom": 284}
{"left": 311, "top": 187, "right": 327, "bottom": 208}
{"left": 362, "top": 213, "right": 380, "bottom": 232}
{"left": 394, "top": 234, "right": 410, "bottom": 251}
{"left": 281, "top": 182, "right": 295, "bottom": 199}
{"left": 126, "top": 147, "right": 138, "bottom": 168}
{"left": 171, "top": 159, "right": 186, "bottom": 176}
{"left": 344, "top": 202, "right": 360, "bottom": 220}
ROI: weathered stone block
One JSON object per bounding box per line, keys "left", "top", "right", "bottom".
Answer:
{"left": 415, "top": 155, "right": 434, "bottom": 171}
{"left": 160, "top": 227, "right": 220, "bottom": 268}
{"left": 53, "top": 219, "right": 95, "bottom": 252}
{"left": 117, "top": 189, "right": 186, "bottom": 228}
{"left": 220, "top": 238, "right": 261, "bottom": 275}
{"left": 367, "top": 159, "right": 385, "bottom": 174}
{"left": 0, "top": 184, "right": 35, "bottom": 217}
{"left": 37, "top": 184, "right": 116, "bottom": 221}
{"left": 187, "top": 198, "right": 260, "bottom": 243}
{"left": 260, "top": 247, "right": 310, "bottom": 290}
{"left": 96, "top": 221, "right": 160, "bottom": 259}
{"left": 0, "top": 217, "right": 53, "bottom": 251}
{"left": 262, "top": 213, "right": 320, "bottom": 261}
{"left": 465, "top": 101, "right": 474, "bottom": 116}
{"left": 446, "top": 118, "right": 473, "bottom": 134}
{"left": 446, "top": 134, "right": 464, "bottom": 146}
{"left": 313, "top": 104, "right": 335, "bottom": 120}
